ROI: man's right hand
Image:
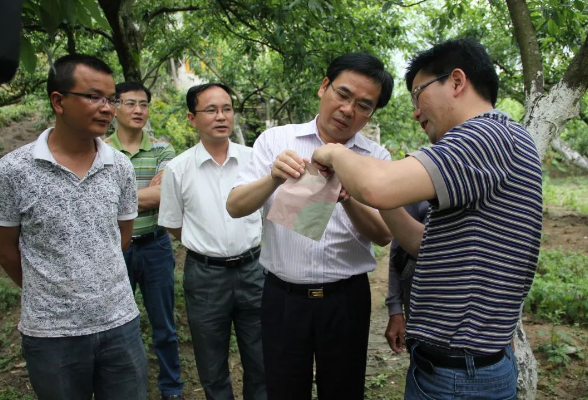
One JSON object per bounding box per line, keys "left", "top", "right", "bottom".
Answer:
{"left": 270, "top": 150, "right": 307, "bottom": 183}
{"left": 385, "top": 313, "right": 406, "bottom": 354}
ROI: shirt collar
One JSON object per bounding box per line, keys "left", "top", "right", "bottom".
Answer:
{"left": 32, "top": 127, "right": 115, "bottom": 165}
{"left": 108, "top": 130, "right": 152, "bottom": 154}
{"left": 194, "top": 140, "right": 238, "bottom": 168}
{"left": 294, "top": 115, "right": 372, "bottom": 151}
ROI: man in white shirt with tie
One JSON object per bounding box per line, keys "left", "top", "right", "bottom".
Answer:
{"left": 226, "top": 53, "right": 393, "bottom": 400}
{"left": 158, "top": 83, "right": 266, "bottom": 400}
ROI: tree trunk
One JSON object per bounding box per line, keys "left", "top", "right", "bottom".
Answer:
{"left": 97, "top": 0, "right": 143, "bottom": 82}
{"left": 514, "top": 322, "right": 538, "bottom": 400}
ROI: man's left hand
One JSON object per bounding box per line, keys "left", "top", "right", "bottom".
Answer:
{"left": 312, "top": 143, "right": 345, "bottom": 170}
{"left": 149, "top": 171, "right": 164, "bottom": 186}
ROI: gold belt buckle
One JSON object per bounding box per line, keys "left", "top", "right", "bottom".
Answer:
{"left": 308, "top": 288, "right": 324, "bottom": 298}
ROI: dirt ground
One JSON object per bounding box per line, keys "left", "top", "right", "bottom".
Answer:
{"left": 0, "top": 118, "right": 587, "bottom": 399}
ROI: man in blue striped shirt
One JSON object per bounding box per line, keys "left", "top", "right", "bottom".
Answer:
{"left": 312, "top": 38, "right": 542, "bottom": 400}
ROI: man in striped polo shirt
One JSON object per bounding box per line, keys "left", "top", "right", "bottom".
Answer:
{"left": 105, "top": 82, "right": 183, "bottom": 400}
{"left": 312, "top": 38, "right": 542, "bottom": 399}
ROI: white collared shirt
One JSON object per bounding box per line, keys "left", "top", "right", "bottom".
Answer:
{"left": 234, "top": 117, "right": 391, "bottom": 284}
{"left": 0, "top": 128, "right": 139, "bottom": 337}
{"left": 158, "top": 141, "right": 262, "bottom": 257}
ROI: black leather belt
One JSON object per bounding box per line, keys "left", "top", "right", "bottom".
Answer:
{"left": 407, "top": 339, "right": 505, "bottom": 372}
{"left": 131, "top": 228, "right": 167, "bottom": 245}
{"left": 266, "top": 271, "right": 366, "bottom": 298}
{"left": 187, "top": 246, "right": 261, "bottom": 268}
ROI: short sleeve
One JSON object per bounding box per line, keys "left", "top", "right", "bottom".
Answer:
{"left": 0, "top": 162, "right": 20, "bottom": 227}
{"left": 233, "top": 131, "right": 274, "bottom": 188}
{"left": 157, "top": 143, "right": 176, "bottom": 173}
{"left": 117, "top": 156, "right": 138, "bottom": 220}
{"left": 158, "top": 165, "right": 184, "bottom": 229}
{"left": 410, "top": 119, "right": 512, "bottom": 211}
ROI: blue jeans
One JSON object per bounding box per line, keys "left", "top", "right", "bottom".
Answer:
{"left": 21, "top": 316, "right": 147, "bottom": 400}
{"left": 124, "top": 231, "right": 183, "bottom": 396}
{"left": 404, "top": 341, "right": 518, "bottom": 400}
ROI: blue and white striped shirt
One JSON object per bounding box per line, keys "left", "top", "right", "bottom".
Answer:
{"left": 234, "top": 117, "right": 391, "bottom": 284}
{"left": 407, "top": 111, "right": 542, "bottom": 355}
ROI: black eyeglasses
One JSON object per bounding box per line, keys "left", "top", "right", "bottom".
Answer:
{"left": 60, "top": 92, "right": 122, "bottom": 109}
{"left": 410, "top": 73, "right": 450, "bottom": 110}
{"left": 194, "top": 106, "right": 234, "bottom": 115}
{"left": 329, "top": 85, "right": 375, "bottom": 117}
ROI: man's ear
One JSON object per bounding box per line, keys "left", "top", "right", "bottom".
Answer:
{"left": 451, "top": 68, "right": 467, "bottom": 97}
{"left": 317, "top": 77, "right": 329, "bottom": 99}
{"left": 187, "top": 112, "right": 197, "bottom": 129}
{"left": 50, "top": 92, "right": 64, "bottom": 114}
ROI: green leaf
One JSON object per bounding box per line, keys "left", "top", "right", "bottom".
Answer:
{"left": 39, "top": 0, "right": 60, "bottom": 19}
{"left": 382, "top": 1, "right": 392, "bottom": 12}
{"left": 547, "top": 19, "right": 559, "bottom": 36}
{"left": 78, "top": 0, "right": 111, "bottom": 31}
{"left": 19, "top": 36, "right": 37, "bottom": 75}
{"left": 39, "top": 6, "right": 59, "bottom": 38}
{"left": 72, "top": 0, "right": 93, "bottom": 27}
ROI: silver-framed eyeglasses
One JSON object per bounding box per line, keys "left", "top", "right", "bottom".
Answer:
{"left": 60, "top": 91, "right": 122, "bottom": 109}
{"left": 330, "top": 85, "right": 375, "bottom": 117}
{"left": 410, "top": 73, "right": 450, "bottom": 110}
{"left": 194, "top": 106, "right": 234, "bottom": 116}
{"left": 122, "top": 100, "right": 150, "bottom": 110}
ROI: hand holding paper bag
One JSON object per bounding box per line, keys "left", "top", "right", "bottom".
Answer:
{"left": 267, "top": 162, "right": 342, "bottom": 241}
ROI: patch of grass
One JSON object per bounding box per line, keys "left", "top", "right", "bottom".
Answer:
{"left": 543, "top": 175, "right": 588, "bottom": 215}
{"left": 525, "top": 249, "right": 588, "bottom": 325}
{"left": 0, "top": 278, "right": 20, "bottom": 311}
{"left": 0, "top": 387, "right": 35, "bottom": 400}
{"left": 0, "top": 104, "right": 32, "bottom": 127}
{"left": 373, "top": 245, "right": 388, "bottom": 259}
{"left": 364, "top": 368, "right": 405, "bottom": 400}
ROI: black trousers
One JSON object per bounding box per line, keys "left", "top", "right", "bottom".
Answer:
{"left": 261, "top": 272, "right": 371, "bottom": 400}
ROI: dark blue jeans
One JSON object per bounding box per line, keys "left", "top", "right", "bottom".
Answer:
{"left": 124, "top": 232, "right": 183, "bottom": 397}
{"left": 405, "top": 341, "right": 518, "bottom": 400}
{"left": 21, "top": 316, "right": 148, "bottom": 400}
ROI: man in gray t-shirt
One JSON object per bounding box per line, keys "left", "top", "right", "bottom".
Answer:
{"left": 0, "top": 55, "right": 147, "bottom": 399}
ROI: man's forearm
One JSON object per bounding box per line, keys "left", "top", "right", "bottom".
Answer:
{"left": 379, "top": 208, "right": 425, "bottom": 258}
{"left": 166, "top": 227, "right": 182, "bottom": 242}
{"left": 0, "top": 247, "right": 22, "bottom": 288}
{"left": 138, "top": 186, "right": 161, "bottom": 212}
{"left": 316, "top": 146, "right": 435, "bottom": 210}
{"left": 342, "top": 198, "right": 392, "bottom": 246}
{"left": 227, "top": 175, "right": 282, "bottom": 218}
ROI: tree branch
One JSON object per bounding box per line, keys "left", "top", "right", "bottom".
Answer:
{"left": 561, "top": 34, "right": 588, "bottom": 92}
{"left": 394, "top": 0, "right": 429, "bottom": 7}
{"left": 505, "top": 0, "right": 544, "bottom": 97}
{"left": 146, "top": 6, "right": 203, "bottom": 23}
{"left": 552, "top": 138, "right": 588, "bottom": 172}
{"left": 23, "top": 24, "right": 113, "bottom": 43}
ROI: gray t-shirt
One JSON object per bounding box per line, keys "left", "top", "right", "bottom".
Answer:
{"left": 0, "top": 128, "right": 139, "bottom": 337}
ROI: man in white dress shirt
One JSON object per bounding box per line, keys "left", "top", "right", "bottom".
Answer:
{"left": 158, "top": 83, "right": 266, "bottom": 400}
{"left": 226, "top": 53, "right": 393, "bottom": 400}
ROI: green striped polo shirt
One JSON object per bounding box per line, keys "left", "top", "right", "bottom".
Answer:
{"left": 105, "top": 131, "right": 176, "bottom": 235}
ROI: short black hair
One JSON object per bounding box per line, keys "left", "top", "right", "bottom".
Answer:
{"left": 186, "top": 83, "right": 234, "bottom": 113}
{"left": 115, "top": 81, "right": 151, "bottom": 103}
{"left": 405, "top": 38, "right": 499, "bottom": 106}
{"left": 326, "top": 52, "right": 394, "bottom": 110}
{"left": 47, "top": 54, "right": 113, "bottom": 99}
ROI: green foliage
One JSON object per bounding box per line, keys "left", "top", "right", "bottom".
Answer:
{"left": 149, "top": 90, "right": 195, "bottom": 154}
{"left": 536, "top": 311, "right": 585, "bottom": 370}
{"left": 542, "top": 175, "right": 588, "bottom": 215}
{"left": 0, "top": 387, "right": 36, "bottom": 400}
{"left": 525, "top": 249, "right": 588, "bottom": 325}
{"left": 0, "top": 103, "right": 34, "bottom": 127}
{"left": 0, "top": 278, "right": 20, "bottom": 311}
